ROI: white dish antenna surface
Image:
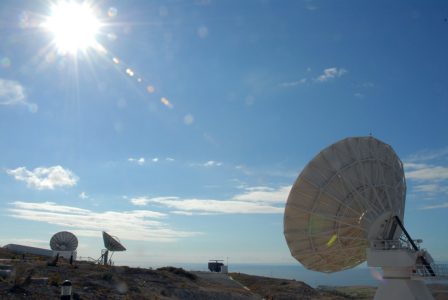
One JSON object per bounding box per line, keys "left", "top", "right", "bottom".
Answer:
{"left": 103, "top": 231, "right": 126, "bottom": 251}
{"left": 50, "top": 231, "right": 78, "bottom": 251}
{"left": 284, "top": 137, "right": 406, "bottom": 273}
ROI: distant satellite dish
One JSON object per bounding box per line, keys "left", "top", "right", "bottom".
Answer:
{"left": 50, "top": 231, "right": 78, "bottom": 251}
{"left": 102, "top": 231, "right": 126, "bottom": 251}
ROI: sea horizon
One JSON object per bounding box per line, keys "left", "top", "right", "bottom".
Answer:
{"left": 111, "top": 261, "right": 448, "bottom": 288}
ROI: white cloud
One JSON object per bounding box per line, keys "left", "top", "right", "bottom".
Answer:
{"left": 79, "top": 192, "right": 89, "bottom": 199}
{"left": 6, "top": 166, "right": 78, "bottom": 190}
{"left": 314, "top": 75, "right": 328, "bottom": 82}
{"left": 9, "top": 201, "right": 90, "bottom": 214}
{"left": 128, "top": 158, "right": 145, "bottom": 165}
{"left": 152, "top": 158, "right": 158, "bottom": 162}
{"left": 233, "top": 186, "right": 291, "bottom": 203}
{"left": 338, "top": 69, "right": 348, "bottom": 76}
{"left": 235, "top": 166, "right": 242, "bottom": 169}
{"left": 404, "top": 164, "right": 448, "bottom": 182}
{"left": 166, "top": 158, "right": 174, "bottom": 161}
{"left": 128, "top": 186, "right": 289, "bottom": 214}
{"left": 0, "top": 238, "right": 47, "bottom": 248}
{"left": 363, "top": 82, "right": 374, "bottom": 87}
{"left": 354, "top": 93, "right": 364, "bottom": 98}
{"left": 307, "top": 68, "right": 311, "bottom": 71}
{"left": 279, "top": 81, "right": 299, "bottom": 87}
{"left": 131, "top": 197, "right": 177, "bottom": 206}
{"left": 414, "top": 184, "right": 440, "bottom": 193}
{"left": 324, "top": 68, "right": 338, "bottom": 78}
{"left": 418, "top": 203, "right": 448, "bottom": 210}
{"left": 171, "top": 211, "right": 216, "bottom": 216}
{"left": 190, "top": 161, "right": 222, "bottom": 167}
{"left": 279, "top": 79, "right": 306, "bottom": 87}
{"left": 7, "top": 202, "right": 198, "bottom": 242}
{"left": 144, "top": 197, "right": 284, "bottom": 214}
{"left": 313, "top": 68, "right": 348, "bottom": 83}
{"left": 406, "top": 147, "right": 448, "bottom": 162}
{"left": 0, "top": 78, "right": 27, "bottom": 105}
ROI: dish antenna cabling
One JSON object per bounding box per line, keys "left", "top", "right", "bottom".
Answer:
{"left": 284, "top": 136, "right": 448, "bottom": 300}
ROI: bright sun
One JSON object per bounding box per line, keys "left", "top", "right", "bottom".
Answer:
{"left": 46, "top": 1, "right": 100, "bottom": 52}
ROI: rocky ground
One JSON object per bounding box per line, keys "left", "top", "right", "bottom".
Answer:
{"left": 1, "top": 248, "right": 447, "bottom": 299}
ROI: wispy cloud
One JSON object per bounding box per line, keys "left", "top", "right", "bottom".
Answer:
{"left": 171, "top": 211, "right": 216, "bottom": 216}
{"left": 6, "top": 166, "right": 78, "bottom": 190}
{"left": 405, "top": 147, "right": 448, "bottom": 163}
{"left": 418, "top": 203, "right": 448, "bottom": 210}
{"left": 131, "top": 197, "right": 177, "bottom": 206}
{"left": 128, "top": 186, "right": 289, "bottom": 214}
{"left": 152, "top": 158, "right": 158, "bottom": 162}
{"left": 166, "top": 158, "right": 174, "bottom": 161}
{"left": 313, "top": 68, "right": 348, "bottom": 83}
{"left": 79, "top": 192, "right": 89, "bottom": 199}
{"left": 128, "top": 158, "right": 145, "bottom": 164}
{"left": 354, "top": 93, "right": 364, "bottom": 98}
{"left": 0, "top": 78, "right": 27, "bottom": 105}
{"left": 7, "top": 202, "right": 199, "bottom": 242}
{"left": 404, "top": 163, "right": 448, "bottom": 182}
{"left": 0, "top": 238, "right": 47, "bottom": 248}
{"left": 137, "top": 197, "right": 284, "bottom": 214}
{"left": 190, "top": 161, "right": 222, "bottom": 167}
{"left": 233, "top": 186, "right": 291, "bottom": 203}
{"left": 279, "top": 78, "right": 306, "bottom": 87}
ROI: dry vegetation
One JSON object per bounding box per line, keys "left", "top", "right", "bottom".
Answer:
{"left": 1, "top": 249, "right": 447, "bottom": 300}
{"left": 0, "top": 248, "right": 260, "bottom": 299}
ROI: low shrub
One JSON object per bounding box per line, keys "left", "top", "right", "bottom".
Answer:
{"left": 102, "top": 271, "right": 113, "bottom": 281}
{"left": 49, "top": 272, "right": 62, "bottom": 287}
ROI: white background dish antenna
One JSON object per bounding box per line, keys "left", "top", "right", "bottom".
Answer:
{"left": 284, "top": 137, "right": 406, "bottom": 273}
{"left": 50, "top": 231, "right": 78, "bottom": 251}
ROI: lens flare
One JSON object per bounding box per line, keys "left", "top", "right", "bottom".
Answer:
{"left": 28, "top": 103, "right": 38, "bottom": 113}
{"left": 184, "top": 114, "right": 194, "bottom": 124}
{"left": 1, "top": 58, "right": 11, "bottom": 67}
{"left": 107, "top": 33, "right": 117, "bottom": 41}
{"left": 108, "top": 7, "right": 117, "bottom": 17}
{"left": 147, "top": 86, "right": 154, "bottom": 93}
{"left": 327, "top": 234, "right": 337, "bottom": 246}
{"left": 370, "top": 268, "right": 386, "bottom": 284}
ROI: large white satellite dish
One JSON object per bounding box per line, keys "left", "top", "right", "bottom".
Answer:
{"left": 50, "top": 231, "right": 78, "bottom": 251}
{"left": 284, "top": 137, "right": 448, "bottom": 300}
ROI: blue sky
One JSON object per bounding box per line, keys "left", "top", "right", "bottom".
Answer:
{"left": 1, "top": 0, "right": 448, "bottom": 268}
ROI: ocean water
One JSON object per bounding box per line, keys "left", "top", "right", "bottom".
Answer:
{"left": 115, "top": 261, "right": 383, "bottom": 287}
{"left": 114, "top": 261, "right": 448, "bottom": 288}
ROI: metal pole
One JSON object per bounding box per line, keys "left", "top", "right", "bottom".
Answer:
{"left": 394, "top": 216, "right": 435, "bottom": 276}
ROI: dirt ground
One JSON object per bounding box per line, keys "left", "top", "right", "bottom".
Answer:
{"left": 1, "top": 248, "right": 447, "bottom": 299}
